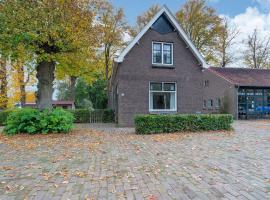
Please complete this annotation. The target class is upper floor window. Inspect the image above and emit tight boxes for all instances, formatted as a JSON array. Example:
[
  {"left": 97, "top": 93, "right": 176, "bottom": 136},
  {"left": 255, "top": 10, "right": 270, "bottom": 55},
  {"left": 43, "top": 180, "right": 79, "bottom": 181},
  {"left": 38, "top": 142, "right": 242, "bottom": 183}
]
[{"left": 152, "top": 42, "right": 173, "bottom": 66}]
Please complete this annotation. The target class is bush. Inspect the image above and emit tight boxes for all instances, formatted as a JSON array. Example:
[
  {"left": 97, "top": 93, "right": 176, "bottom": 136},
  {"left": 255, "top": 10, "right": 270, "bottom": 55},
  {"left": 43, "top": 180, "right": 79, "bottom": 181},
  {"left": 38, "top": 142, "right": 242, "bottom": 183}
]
[
  {"left": 39, "top": 109, "right": 74, "bottom": 134},
  {"left": 68, "top": 109, "right": 90, "bottom": 123},
  {"left": 102, "top": 109, "right": 114, "bottom": 123},
  {"left": 134, "top": 114, "right": 233, "bottom": 134},
  {"left": 4, "top": 108, "right": 74, "bottom": 135},
  {"left": 68, "top": 109, "right": 115, "bottom": 123},
  {"left": 0, "top": 110, "right": 12, "bottom": 126}
]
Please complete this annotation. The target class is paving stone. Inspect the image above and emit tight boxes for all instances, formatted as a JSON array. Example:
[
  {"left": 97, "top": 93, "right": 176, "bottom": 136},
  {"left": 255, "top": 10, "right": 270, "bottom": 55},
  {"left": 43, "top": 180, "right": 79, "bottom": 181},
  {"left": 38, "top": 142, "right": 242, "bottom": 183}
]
[{"left": 0, "top": 121, "right": 270, "bottom": 199}]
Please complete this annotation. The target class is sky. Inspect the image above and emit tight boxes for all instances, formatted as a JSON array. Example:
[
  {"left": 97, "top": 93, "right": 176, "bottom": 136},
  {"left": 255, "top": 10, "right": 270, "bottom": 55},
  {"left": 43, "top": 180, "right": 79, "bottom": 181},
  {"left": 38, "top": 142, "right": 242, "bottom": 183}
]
[
  {"left": 110, "top": 0, "right": 270, "bottom": 67},
  {"left": 110, "top": 0, "right": 270, "bottom": 25}
]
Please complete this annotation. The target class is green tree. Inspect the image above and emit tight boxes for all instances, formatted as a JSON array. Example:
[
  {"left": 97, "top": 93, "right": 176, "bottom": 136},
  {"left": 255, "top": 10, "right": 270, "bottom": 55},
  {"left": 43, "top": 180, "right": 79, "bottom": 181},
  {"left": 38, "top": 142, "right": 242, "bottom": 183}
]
[
  {"left": 57, "top": 76, "right": 107, "bottom": 109},
  {"left": 56, "top": 81, "right": 71, "bottom": 101},
  {"left": 0, "top": 0, "right": 98, "bottom": 109},
  {"left": 176, "top": 0, "right": 223, "bottom": 63},
  {"left": 75, "top": 77, "right": 107, "bottom": 109}
]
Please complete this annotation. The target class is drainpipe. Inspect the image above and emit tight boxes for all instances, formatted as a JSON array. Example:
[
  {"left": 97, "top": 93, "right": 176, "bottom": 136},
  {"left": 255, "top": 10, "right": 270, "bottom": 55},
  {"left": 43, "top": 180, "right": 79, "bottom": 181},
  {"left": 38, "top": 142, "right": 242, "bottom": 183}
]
[{"left": 236, "top": 85, "right": 239, "bottom": 120}]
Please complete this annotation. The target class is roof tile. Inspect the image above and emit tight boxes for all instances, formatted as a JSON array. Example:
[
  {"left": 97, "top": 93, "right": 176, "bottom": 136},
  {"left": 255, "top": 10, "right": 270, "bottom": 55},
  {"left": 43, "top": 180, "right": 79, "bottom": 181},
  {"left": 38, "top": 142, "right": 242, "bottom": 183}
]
[{"left": 208, "top": 67, "right": 270, "bottom": 87}]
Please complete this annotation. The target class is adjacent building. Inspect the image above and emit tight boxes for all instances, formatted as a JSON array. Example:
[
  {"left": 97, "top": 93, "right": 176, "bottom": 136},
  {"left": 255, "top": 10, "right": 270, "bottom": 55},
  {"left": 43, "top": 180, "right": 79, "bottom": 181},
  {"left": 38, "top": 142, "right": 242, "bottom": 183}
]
[
  {"left": 109, "top": 5, "right": 270, "bottom": 126},
  {"left": 203, "top": 67, "right": 270, "bottom": 120}
]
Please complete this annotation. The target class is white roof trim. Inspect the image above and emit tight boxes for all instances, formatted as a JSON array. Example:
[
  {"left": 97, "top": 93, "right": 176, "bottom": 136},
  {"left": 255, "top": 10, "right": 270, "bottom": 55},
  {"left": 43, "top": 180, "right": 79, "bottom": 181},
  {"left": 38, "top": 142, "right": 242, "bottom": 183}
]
[{"left": 115, "top": 5, "right": 208, "bottom": 68}]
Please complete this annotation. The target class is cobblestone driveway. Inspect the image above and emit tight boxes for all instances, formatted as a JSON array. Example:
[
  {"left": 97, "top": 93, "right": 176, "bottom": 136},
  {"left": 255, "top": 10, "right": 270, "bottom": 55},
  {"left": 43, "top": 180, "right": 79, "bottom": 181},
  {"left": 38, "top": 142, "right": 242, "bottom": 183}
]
[{"left": 0, "top": 121, "right": 270, "bottom": 200}]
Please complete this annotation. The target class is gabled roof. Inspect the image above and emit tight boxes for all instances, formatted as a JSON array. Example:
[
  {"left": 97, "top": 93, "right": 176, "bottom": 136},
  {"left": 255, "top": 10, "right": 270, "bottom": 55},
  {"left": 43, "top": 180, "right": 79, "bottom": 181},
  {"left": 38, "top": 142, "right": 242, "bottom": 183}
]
[
  {"left": 208, "top": 67, "right": 270, "bottom": 87},
  {"left": 115, "top": 5, "right": 208, "bottom": 68}
]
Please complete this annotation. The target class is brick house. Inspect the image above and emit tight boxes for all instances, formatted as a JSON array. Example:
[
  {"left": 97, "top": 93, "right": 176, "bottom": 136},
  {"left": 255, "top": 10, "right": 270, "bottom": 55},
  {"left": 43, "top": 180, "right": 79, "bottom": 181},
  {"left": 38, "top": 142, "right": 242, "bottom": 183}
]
[{"left": 109, "top": 5, "right": 270, "bottom": 126}]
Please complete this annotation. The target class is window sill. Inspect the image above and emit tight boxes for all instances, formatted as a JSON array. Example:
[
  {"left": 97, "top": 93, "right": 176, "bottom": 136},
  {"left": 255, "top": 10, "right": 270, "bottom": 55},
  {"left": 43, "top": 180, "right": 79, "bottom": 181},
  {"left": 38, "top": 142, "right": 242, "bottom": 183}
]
[
  {"left": 149, "top": 110, "right": 177, "bottom": 114},
  {"left": 152, "top": 64, "right": 174, "bottom": 69}
]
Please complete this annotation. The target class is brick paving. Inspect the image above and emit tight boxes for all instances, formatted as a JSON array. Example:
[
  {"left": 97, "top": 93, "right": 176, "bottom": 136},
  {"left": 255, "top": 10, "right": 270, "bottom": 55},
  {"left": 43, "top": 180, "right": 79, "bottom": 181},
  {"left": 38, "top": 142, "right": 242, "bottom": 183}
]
[{"left": 0, "top": 121, "right": 270, "bottom": 200}]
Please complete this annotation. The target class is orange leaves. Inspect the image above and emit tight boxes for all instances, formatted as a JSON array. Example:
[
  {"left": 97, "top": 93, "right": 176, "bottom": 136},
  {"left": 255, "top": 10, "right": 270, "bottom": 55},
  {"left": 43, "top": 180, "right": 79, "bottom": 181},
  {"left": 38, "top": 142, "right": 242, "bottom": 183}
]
[
  {"left": 147, "top": 194, "right": 158, "bottom": 200},
  {"left": 152, "top": 133, "right": 186, "bottom": 142},
  {"left": 0, "top": 166, "right": 14, "bottom": 171},
  {"left": 25, "top": 92, "right": 36, "bottom": 103},
  {"left": 74, "top": 170, "right": 88, "bottom": 178},
  {"left": 135, "top": 4, "right": 161, "bottom": 34},
  {"left": 42, "top": 173, "right": 50, "bottom": 181},
  {"left": 88, "top": 141, "right": 103, "bottom": 152},
  {"left": 0, "top": 58, "right": 8, "bottom": 109}
]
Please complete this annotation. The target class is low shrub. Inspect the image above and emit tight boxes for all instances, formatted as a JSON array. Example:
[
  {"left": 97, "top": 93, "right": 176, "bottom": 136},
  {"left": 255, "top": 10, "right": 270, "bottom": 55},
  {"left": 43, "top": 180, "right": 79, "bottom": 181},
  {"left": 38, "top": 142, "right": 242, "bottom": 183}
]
[
  {"left": 4, "top": 108, "right": 74, "bottom": 135},
  {"left": 40, "top": 109, "right": 74, "bottom": 134},
  {"left": 68, "top": 109, "right": 90, "bottom": 123},
  {"left": 68, "top": 109, "right": 115, "bottom": 123},
  {"left": 102, "top": 109, "right": 114, "bottom": 123},
  {"left": 134, "top": 114, "right": 233, "bottom": 134},
  {"left": 0, "top": 110, "right": 12, "bottom": 126}
]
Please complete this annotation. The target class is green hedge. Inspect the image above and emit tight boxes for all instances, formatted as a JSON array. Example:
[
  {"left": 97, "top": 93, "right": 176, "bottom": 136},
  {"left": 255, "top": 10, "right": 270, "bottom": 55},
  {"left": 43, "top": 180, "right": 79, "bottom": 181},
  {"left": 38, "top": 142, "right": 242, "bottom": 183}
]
[
  {"left": 4, "top": 108, "right": 74, "bottom": 135},
  {"left": 102, "top": 109, "right": 114, "bottom": 123},
  {"left": 68, "top": 109, "right": 114, "bottom": 123},
  {"left": 134, "top": 114, "right": 233, "bottom": 134},
  {"left": 68, "top": 109, "right": 90, "bottom": 123},
  {"left": 0, "top": 110, "right": 12, "bottom": 126}
]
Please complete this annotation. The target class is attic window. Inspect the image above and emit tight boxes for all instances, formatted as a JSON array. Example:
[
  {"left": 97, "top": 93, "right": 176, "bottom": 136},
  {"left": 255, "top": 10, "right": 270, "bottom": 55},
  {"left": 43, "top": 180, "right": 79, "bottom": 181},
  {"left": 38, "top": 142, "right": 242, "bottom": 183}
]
[{"left": 152, "top": 42, "right": 173, "bottom": 66}]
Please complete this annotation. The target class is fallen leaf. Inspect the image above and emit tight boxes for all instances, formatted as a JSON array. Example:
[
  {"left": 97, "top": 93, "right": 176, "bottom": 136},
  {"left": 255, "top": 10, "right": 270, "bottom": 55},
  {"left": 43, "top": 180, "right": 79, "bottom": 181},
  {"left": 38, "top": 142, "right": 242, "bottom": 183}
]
[
  {"left": 1, "top": 166, "right": 14, "bottom": 171},
  {"left": 74, "top": 170, "right": 87, "bottom": 178},
  {"left": 147, "top": 194, "right": 158, "bottom": 200},
  {"left": 42, "top": 173, "right": 50, "bottom": 181},
  {"left": 5, "top": 185, "right": 12, "bottom": 192}
]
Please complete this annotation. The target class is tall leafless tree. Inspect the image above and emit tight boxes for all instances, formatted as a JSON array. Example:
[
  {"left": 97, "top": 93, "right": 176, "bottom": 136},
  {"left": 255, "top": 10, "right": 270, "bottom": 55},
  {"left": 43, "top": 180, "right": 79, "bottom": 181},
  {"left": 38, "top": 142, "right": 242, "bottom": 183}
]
[
  {"left": 244, "top": 29, "right": 270, "bottom": 69},
  {"left": 216, "top": 18, "right": 239, "bottom": 67}
]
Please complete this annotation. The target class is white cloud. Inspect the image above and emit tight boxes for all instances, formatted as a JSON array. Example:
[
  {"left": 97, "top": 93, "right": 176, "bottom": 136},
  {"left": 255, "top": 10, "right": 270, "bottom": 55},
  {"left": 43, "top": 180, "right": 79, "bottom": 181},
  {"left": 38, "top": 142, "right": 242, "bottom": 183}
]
[
  {"left": 254, "top": 0, "right": 270, "bottom": 8},
  {"left": 224, "top": 7, "right": 270, "bottom": 67},
  {"left": 232, "top": 7, "right": 270, "bottom": 36},
  {"left": 208, "top": 0, "right": 220, "bottom": 3}
]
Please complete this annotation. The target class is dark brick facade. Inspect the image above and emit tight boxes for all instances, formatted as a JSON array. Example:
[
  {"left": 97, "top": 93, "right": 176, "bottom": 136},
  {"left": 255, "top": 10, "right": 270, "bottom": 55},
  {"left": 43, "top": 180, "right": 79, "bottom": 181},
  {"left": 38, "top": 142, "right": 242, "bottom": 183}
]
[
  {"left": 110, "top": 29, "right": 204, "bottom": 126},
  {"left": 202, "top": 69, "right": 238, "bottom": 119}
]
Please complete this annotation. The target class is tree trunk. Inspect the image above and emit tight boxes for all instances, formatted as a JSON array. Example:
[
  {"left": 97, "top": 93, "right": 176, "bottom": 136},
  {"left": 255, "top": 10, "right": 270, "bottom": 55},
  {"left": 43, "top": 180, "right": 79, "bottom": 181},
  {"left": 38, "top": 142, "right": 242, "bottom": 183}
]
[
  {"left": 104, "top": 45, "right": 111, "bottom": 108},
  {"left": 70, "top": 76, "right": 77, "bottom": 102},
  {"left": 17, "top": 64, "right": 26, "bottom": 105},
  {"left": 0, "top": 58, "right": 8, "bottom": 109},
  {"left": 36, "top": 61, "right": 55, "bottom": 110}
]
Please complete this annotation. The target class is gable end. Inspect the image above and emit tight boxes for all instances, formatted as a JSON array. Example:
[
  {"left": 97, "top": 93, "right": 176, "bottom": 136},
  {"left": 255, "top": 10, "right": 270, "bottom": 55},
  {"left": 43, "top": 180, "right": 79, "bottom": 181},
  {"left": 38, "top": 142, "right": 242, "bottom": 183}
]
[
  {"left": 152, "top": 14, "right": 175, "bottom": 34},
  {"left": 115, "top": 5, "right": 208, "bottom": 68}
]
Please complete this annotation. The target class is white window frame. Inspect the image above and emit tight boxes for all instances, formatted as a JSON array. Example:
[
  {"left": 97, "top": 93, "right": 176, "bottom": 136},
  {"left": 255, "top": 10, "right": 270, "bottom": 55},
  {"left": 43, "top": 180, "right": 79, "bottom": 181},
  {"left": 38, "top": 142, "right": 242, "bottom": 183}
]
[
  {"left": 149, "top": 82, "right": 177, "bottom": 112},
  {"left": 207, "top": 99, "right": 213, "bottom": 108},
  {"left": 152, "top": 42, "right": 173, "bottom": 66}
]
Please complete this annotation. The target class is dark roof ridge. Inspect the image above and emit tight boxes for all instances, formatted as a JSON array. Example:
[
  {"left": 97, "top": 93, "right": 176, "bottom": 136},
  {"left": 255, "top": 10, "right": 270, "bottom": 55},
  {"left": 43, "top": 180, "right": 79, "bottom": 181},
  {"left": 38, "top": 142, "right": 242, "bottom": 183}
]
[
  {"left": 209, "top": 67, "right": 270, "bottom": 71},
  {"left": 206, "top": 66, "right": 270, "bottom": 87}
]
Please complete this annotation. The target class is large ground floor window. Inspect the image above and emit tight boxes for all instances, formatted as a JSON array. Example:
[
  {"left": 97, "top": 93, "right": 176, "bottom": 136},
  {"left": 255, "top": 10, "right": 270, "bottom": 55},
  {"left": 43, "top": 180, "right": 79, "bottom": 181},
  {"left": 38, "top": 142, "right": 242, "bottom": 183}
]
[
  {"left": 149, "top": 82, "right": 177, "bottom": 111},
  {"left": 238, "top": 87, "right": 270, "bottom": 119}
]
